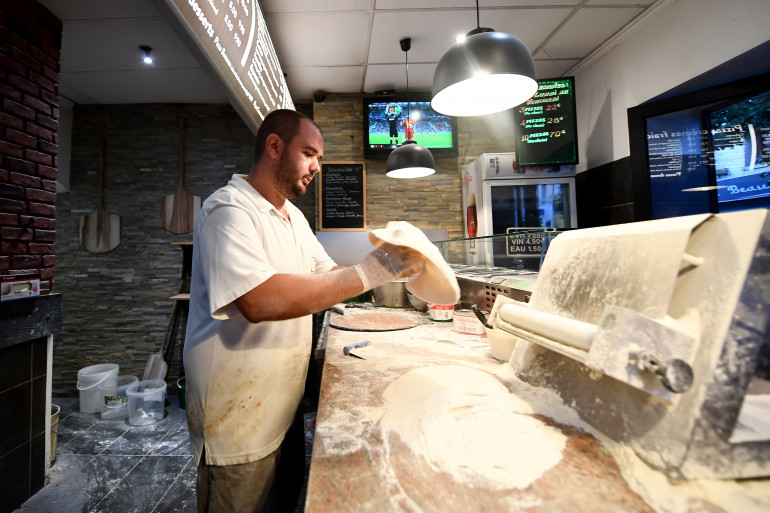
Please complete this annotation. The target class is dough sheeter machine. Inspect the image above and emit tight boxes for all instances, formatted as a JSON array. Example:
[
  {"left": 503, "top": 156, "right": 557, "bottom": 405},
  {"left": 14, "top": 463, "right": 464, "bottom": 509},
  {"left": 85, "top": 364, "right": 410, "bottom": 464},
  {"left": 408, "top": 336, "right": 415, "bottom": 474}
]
[{"left": 480, "top": 209, "right": 770, "bottom": 481}]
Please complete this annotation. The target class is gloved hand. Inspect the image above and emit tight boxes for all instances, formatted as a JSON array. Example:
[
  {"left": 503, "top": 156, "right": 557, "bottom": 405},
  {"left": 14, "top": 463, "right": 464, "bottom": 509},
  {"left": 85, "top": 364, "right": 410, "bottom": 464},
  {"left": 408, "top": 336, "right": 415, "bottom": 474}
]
[{"left": 354, "top": 243, "right": 425, "bottom": 292}]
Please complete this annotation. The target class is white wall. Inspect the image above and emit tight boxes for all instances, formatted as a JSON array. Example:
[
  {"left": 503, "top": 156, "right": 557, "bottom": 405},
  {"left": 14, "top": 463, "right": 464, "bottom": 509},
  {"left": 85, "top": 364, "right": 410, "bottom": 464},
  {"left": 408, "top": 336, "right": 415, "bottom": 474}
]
[{"left": 573, "top": 0, "right": 770, "bottom": 173}]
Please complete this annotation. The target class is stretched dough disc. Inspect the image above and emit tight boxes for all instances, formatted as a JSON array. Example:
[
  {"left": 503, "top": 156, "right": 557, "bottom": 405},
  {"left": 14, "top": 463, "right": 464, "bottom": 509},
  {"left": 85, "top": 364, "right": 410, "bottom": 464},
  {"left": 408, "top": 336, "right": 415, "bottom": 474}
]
[
  {"left": 330, "top": 312, "right": 417, "bottom": 332},
  {"left": 368, "top": 221, "right": 460, "bottom": 305}
]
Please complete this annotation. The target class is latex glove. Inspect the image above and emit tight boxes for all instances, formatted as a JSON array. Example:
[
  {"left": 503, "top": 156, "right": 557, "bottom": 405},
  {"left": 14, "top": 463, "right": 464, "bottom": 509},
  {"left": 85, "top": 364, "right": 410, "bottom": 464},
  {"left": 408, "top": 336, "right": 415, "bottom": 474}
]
[{"left": 354, "top": 243, "right": 424, "bottom": 292}]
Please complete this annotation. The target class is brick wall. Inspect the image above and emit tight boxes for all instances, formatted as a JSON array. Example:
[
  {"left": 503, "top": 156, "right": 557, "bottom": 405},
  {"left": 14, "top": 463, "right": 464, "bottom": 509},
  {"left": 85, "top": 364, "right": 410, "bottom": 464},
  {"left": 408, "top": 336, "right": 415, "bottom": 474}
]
[{"left": 0, "top": 0, "right": 61, "bottom": 293}]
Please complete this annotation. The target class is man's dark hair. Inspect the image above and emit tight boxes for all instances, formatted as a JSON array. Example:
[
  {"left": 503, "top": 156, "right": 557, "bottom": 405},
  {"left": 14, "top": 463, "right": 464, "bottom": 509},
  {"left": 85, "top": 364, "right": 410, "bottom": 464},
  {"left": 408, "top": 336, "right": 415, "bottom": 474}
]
[{"left": 253, "top": 109, "right": 321, "bottom": 163}]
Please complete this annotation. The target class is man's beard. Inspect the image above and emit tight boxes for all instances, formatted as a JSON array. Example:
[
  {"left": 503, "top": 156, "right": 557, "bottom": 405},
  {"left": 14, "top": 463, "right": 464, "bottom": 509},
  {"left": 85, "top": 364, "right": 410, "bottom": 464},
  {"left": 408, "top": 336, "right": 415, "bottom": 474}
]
[{"left": 275, "top": 152, "right": 307, "bottom": 199}]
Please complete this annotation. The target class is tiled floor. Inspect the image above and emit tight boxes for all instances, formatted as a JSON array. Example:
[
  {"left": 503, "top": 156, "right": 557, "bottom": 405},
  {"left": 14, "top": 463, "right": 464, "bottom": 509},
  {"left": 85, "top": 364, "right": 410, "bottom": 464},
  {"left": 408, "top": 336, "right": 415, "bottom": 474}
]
[
  {"left": 16, "top": 394, "right": 196, "bottom": 513},
  {"left": 16, "top": 395, "right": 313, "bottom": 513}
]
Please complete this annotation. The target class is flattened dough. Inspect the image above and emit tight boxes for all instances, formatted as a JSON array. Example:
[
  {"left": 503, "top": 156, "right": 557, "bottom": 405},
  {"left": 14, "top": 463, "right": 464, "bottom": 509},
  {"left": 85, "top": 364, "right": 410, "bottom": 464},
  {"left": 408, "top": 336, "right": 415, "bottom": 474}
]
[
  {"left": 380, "top": 365, "right": 567, "bottom": 490},
  {"left": 368, "top": 221, "right": 460, "bottom": 305},
  {"left": 330, "top": 312, "right": 417, "bottom": 332}
]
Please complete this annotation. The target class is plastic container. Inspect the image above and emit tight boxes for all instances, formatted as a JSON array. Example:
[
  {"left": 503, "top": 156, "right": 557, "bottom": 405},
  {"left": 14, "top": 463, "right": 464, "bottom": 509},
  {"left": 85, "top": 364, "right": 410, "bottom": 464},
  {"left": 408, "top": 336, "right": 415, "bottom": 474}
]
[
  {"left": 453, "top": 309, "right": 485, "bottom": 335},
  {"left": 428, "top": 303, "right": 454, "bottom": 322},
  {"left": 99, "top": 375, "right": 139, "bottom": 420},
  {"left": 127, "top": 379, "right": 167, "bottom": 426},
  {"left": 77, "top": 363, "right": 119, "bottom": 414},
  {"left": 50, "top": 404, "right": 60, "bottom": 463},
  {"left": 485, "top": 327, "right": 518, "bottom": 361}
]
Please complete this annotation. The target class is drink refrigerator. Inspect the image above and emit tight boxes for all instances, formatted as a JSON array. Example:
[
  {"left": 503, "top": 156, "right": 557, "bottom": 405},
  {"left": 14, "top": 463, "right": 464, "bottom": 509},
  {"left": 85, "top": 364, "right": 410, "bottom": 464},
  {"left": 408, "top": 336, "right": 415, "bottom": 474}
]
[{"left": 460, "top": 152, "right": 578, "bottom": 269}]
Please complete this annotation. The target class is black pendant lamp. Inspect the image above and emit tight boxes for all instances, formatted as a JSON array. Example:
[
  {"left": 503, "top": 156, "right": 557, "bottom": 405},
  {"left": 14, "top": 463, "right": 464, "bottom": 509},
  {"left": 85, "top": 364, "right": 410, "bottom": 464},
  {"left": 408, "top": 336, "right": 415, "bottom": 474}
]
[
  {"left": 386, "top": 38, "right": 435, "bottom": 179},
  {"left": 431, "top": 0, "right": 538, "bottom": 117}
]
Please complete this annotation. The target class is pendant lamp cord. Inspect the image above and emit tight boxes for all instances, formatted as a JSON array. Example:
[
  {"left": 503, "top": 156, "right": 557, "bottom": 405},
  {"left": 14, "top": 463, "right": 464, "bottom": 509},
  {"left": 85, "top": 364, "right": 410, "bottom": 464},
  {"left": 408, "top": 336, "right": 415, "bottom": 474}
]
[
  {"left": 405, "top": 48, "right": 410, "bottom": 125},
  {"left": 475, "top": 0, "right": 480, "bottom": 29}
]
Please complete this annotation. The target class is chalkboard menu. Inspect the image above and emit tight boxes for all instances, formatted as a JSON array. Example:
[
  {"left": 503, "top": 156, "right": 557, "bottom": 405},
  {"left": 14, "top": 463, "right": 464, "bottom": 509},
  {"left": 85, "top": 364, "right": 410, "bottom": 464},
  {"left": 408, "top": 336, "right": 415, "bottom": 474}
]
[
  {"left": 158, "top": 0, "right": 293, "bottom": 134},
  {"left": 319, "top": 162, "right": 366, "bottom": 230},
  {"left": 514, "top": 77, "right": 578, "bottom": 167}
]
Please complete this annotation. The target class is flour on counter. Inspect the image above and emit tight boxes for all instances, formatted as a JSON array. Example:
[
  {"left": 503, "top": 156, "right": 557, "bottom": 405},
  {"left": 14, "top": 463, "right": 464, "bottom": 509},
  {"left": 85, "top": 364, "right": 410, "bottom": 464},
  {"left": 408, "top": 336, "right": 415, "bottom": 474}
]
[
  {"left": 380, "top": 364, "right": 567, "bottom": 490},
  {"left": 316, "top": 405, "right": 382, "bottom": 456},
  {"left": 608, "top": 442, "right": 770, "bottom": 513},
  {"left": 494, "top": 364, "right": 770, "bottom": 513}
]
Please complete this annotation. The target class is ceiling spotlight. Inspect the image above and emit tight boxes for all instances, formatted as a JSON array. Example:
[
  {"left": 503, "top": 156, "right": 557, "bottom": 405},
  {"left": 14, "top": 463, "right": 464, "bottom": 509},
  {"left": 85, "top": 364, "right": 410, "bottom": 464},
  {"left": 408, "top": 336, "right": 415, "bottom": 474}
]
[{"left": 140, "top": 45, "right": 153, "bottom": 64}]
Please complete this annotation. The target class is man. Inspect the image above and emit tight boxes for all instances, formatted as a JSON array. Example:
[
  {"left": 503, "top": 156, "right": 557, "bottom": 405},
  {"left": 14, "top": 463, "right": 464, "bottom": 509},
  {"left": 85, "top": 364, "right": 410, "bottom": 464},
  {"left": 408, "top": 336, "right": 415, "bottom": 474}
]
[
  {"left": 386, "top": 102, "right": 401, "bottom": 145},
  {"left": 184, "top": 109, "right": 421, "bottom": 513},
  {"left": 402, "top": 115, "right": 416, "bottom": 142}
]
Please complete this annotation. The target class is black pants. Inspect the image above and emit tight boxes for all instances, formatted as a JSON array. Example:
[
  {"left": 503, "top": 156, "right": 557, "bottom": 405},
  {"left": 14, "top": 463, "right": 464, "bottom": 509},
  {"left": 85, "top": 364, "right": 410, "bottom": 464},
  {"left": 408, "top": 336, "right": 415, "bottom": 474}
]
[{"left": 275, "top": 408, "right": 306, "bottom": 513}]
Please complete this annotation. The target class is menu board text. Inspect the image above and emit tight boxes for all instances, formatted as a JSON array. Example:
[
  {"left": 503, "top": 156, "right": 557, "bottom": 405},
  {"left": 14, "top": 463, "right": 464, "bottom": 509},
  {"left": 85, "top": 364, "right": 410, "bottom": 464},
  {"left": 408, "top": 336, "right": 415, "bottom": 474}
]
[
  {"left": 319, "top": 162, "right": 366, "bottom": 230},
  {"left": 514, "top": 77, "right": 578, "bottom": 167},
  {"left": 161, "top": 0, "right": 293, "bottom": 134}
]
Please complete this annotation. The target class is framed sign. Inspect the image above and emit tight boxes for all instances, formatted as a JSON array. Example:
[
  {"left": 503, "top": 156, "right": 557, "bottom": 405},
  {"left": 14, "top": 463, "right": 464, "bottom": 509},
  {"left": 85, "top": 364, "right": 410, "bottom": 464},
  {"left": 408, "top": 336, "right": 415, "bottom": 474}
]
[{"left": 319, "top": 162, "right": 366, "bottom": 230}]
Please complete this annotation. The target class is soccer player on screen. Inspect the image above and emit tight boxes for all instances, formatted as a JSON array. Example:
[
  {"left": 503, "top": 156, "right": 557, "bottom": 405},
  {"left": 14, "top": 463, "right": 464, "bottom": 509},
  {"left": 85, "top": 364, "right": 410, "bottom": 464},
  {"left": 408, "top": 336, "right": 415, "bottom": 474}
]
[
  {"left": 386, "top": 103, "right": 402, "bottom": 144},
  {"left": 402, "top": 116, "right": 416, "bottom": 142}
]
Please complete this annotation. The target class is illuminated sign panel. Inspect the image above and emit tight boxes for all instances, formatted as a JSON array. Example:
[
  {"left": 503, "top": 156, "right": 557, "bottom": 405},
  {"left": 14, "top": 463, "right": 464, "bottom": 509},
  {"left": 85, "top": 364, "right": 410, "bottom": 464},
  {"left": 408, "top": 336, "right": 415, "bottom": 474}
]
[
  {"left": 159, "top": 0, "right": 293, "bottom": 133},
  {"left": 514, "top": 77, "right": 578, "bottom": 167}
]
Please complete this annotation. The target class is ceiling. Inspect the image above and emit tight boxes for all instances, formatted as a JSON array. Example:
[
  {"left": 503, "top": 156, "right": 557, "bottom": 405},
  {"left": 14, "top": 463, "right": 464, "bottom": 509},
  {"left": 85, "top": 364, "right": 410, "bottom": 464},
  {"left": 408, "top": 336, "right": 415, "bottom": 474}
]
[{"left": 38, "top": 0, "right": 662, "bottom": 105}]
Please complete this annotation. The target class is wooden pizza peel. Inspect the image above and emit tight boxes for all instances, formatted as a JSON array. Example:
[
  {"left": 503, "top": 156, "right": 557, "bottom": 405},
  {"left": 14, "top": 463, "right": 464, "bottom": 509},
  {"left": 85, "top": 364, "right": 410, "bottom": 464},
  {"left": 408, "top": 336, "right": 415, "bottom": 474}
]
[
  {"left": 161, "top": 118, "right": 200, "bottom": 233},
  {"left": 80, "top": 136, "right": 120, "bottom": 253}
]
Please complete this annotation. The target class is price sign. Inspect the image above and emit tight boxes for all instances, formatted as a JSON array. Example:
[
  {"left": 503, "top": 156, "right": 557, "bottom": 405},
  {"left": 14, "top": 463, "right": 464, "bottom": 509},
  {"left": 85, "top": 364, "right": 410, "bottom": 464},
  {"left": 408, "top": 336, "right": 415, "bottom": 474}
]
[
  {"left": 505, "top": 230, "right": 544, "bottom": 257},
  {"left": 515, "top": 77, "right": 578, "bottom": 166},
  {"left": 159, "top": 0, "right": 294, "bottom": 134}
]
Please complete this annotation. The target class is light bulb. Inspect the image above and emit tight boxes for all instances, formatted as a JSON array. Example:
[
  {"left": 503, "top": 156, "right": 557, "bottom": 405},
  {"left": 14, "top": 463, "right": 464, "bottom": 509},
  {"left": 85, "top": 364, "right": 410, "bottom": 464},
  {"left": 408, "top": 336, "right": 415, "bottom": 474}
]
[{"left": 139, "top": 45, "right": 153, "bottom": 65}]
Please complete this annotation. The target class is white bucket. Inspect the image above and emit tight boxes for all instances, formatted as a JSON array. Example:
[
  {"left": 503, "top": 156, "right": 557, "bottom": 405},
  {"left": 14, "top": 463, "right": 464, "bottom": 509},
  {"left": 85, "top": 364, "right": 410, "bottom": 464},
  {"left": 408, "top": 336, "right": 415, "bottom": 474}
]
[
  {"left": 77, "top": 363, "right": 119, "bottom": 413},
  {"left": 99, "top": 375, "right": 139, "bottom": 420},
  {"left": 127, "top": 379, "right": 167, "bottom": 426}
]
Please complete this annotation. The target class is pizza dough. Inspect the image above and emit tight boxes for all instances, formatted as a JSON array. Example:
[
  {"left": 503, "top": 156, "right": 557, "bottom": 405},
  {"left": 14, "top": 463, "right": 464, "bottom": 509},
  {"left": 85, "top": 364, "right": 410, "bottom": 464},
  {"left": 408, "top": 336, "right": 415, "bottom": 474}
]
[
  {"left": 330, "top": 312, "right": 417, "bottom": 331},
  {"left": 380, "top": 365, "right": 567, "bottom": 490},
  {"left": 368, "top": 221, "right": 460, "bottom": 305}
]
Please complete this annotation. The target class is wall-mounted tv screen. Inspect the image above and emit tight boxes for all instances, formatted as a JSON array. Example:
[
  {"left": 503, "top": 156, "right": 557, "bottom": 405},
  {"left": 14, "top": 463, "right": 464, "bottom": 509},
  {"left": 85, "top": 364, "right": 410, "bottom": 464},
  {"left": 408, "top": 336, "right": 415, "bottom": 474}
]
[
  {"left": 513, "top": 77, "right": 579, "bottom": 167},
  {"left": 363, "top": 94, "right": 458, "bottom": 160},
  {"left": 705, "top": 89, "right": 770, "bottom": 210},
  {"left": 627, "top": 71, "right": 770, "bottom": 220}
]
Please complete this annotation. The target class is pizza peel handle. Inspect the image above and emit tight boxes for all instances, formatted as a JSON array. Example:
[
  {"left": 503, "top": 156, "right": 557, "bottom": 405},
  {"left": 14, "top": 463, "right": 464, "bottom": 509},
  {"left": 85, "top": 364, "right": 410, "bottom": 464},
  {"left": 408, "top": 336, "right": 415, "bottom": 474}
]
[
  {"left": 161, "top": 118, "right": 201, "bottom": 234},
  {"left": 80, "top": 136, "right": 120, "bottom": 253}
]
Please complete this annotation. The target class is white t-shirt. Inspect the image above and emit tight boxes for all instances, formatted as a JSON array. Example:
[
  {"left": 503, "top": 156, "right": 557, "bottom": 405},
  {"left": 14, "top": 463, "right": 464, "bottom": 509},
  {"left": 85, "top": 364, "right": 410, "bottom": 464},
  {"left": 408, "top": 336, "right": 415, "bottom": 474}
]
[{"left": 184, "top": 174, "right": 336, "bottom": 466}]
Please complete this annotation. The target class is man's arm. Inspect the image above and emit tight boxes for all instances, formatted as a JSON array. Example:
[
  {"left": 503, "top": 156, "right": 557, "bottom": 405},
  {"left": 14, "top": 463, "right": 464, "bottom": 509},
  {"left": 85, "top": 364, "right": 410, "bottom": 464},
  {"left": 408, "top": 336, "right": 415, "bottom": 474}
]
[
  {"left": 234, "top": 244, "right": 423, "bottom": 323},
  {"left": 233, "top": 267, "right": 364, "bottom": 323}
]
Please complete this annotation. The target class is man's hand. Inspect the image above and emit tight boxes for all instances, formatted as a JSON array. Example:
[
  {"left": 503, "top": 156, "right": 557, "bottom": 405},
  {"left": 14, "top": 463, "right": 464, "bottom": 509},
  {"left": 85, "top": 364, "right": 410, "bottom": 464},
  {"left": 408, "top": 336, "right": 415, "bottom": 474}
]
[{"left": 354, "top": 243, "right": 424, "bottom": 292}]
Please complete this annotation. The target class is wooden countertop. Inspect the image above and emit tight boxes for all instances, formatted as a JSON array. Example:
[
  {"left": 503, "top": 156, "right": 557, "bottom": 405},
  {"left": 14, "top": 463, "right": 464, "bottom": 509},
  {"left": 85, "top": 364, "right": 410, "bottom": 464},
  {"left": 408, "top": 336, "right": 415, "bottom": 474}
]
[{"left": 305, "top": 307, "right": 659, "bottom": 513}]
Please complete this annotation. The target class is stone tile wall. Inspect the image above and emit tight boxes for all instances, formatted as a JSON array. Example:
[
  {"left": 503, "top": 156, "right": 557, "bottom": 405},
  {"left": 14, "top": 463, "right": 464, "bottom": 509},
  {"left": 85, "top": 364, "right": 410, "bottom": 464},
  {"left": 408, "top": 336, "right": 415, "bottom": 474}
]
[
  {"left": 53, "top": 103, "right": 319, "bottom": 395},
  {"left": 312, "top": 94, "right": 519, "bottom": 243}
]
